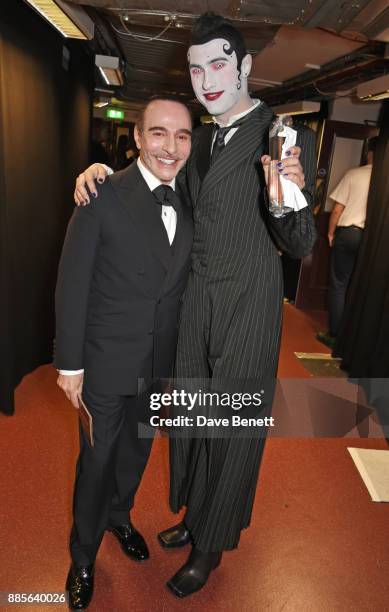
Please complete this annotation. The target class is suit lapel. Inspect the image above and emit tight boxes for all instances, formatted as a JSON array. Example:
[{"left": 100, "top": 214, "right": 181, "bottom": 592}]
[
  {"left": 110, "top": 164, "right": 172, "bottom": 272},
  {"left": 197, "top": 102, "right": 274, "bottom": 200},
  {"left": 195, "top": 124, "right": 213, "bottom": 183},
  {"left": 171, "top": 182, "right": 193, "bottom": 268}
]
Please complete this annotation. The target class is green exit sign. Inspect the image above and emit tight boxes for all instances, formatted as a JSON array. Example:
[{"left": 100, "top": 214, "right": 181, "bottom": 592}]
[{"left": 106, "top": 108, "right": 124, "bottom": 120}]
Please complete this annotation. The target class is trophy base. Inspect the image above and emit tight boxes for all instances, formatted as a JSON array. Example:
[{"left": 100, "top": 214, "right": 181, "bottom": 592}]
[{"left": 269, "top": 203, "right": 294, "bottom": 218}]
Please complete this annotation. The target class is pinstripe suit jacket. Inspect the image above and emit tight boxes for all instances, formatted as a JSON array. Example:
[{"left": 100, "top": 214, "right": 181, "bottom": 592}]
[{"left": 179, "top": 101, "right": 316, "bottom": 278}]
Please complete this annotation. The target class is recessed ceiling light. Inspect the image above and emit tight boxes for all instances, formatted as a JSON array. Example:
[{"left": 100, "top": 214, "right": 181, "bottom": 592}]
[{"left": 23, "top": 0, "right": 94, "bottom": 39}]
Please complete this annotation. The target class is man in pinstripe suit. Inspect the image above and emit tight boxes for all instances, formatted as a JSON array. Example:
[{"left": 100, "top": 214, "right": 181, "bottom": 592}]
[{"left": 74, "top": 12, "right": 316, "bottom": 599}]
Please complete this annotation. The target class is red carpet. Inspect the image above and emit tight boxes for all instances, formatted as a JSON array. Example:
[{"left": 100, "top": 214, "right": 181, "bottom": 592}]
[{"left": 1, "top": 305, "right": 388, "bottom": 611}]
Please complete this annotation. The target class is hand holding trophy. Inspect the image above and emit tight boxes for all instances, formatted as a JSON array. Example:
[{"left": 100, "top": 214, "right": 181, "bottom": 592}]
[{"left": 268, "top": 116, "right": 293, "bottom": 216}]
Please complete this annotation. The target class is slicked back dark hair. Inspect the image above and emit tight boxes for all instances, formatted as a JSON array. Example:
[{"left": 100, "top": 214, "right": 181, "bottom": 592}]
[
  {"left": 190, "top": 12, "right": 247, "bottom": 79},
  {"left": 135, "top": 95, "right": 192, "bottom": 132}
]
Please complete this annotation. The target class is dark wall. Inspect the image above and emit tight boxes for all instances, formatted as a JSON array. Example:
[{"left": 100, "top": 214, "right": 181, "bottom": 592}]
[{"left": 0, "top": 1, "right": 93, "bottom": 414}]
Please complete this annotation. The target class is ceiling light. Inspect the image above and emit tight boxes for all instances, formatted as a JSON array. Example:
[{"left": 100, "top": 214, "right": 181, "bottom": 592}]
[
  {"left": 23, "top": 0, "right": 94, "bottom": 39},
  {"left": 95, "top": 87, "right": 115, "bottom": 95},
  {"left": 357, "top": 74, "right": 389, "bottom": 101},
  {"left": 272, "top": 101, "right": 321, "bottom": 115},
  {"left": 93, "top": 100, "right": 109, "bottom": 108},
  {"left": 95, "top": 55, "right": 124, "bottom": 87}
]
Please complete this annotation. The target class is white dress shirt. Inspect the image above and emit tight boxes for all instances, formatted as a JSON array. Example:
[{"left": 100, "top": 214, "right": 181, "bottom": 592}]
[
  {"left": 59, "top": 158, "right": 177, "bottom": 376},
  {"left": 136, "top": 158, "right": 177, "bottom": 245},
  {"left": 330, "top": 164, "right": 372, "bottom": 229}
]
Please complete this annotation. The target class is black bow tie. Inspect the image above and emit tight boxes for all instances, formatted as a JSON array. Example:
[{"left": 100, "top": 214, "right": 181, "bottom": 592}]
[{"left": 152, "top": 184, "right": 178, "bottom": 210}]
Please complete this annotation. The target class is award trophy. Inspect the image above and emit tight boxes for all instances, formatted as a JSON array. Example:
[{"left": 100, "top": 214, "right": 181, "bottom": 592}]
[{"left": 268, "top": 116, "right": 289, "bottom": 215}]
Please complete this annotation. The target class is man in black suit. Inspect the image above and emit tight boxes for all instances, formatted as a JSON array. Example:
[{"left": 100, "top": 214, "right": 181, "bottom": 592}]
[
  {"left": 55, "top": 97, "right": 193, "bottom": 610},
  {"left": 72, "top": 13, "right": 316, "bottom": 600}
]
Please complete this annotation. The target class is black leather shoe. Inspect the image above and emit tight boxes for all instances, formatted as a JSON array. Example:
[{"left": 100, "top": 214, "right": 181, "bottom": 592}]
[
  {"left": 108, "top": 523, "right": 149, "bottom": 561},
  {"left": 158, "top": 521, "right": 191, "bottom": 549},
  {"left": 166, "top": 547, "right": 222, "bottom": 598},
  {"left": 66, "top": 563, "right": 94, "bottom": 610}
]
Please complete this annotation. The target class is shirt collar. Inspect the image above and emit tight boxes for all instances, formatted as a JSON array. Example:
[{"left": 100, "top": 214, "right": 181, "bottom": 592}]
[
  {"left": 212, "top": 99, "right": 262, "bottom": 128},
  {"left": 137, "top": 157, "right": 176, "bottom": 192}
]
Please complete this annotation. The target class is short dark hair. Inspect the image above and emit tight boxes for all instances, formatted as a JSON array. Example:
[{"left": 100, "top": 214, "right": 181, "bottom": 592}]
[
  {"left": 190, "top": 12, "right": 247, "bottom": 77},
  {"left": 135, "top": 95, "right": 192, "bottom": 132}
]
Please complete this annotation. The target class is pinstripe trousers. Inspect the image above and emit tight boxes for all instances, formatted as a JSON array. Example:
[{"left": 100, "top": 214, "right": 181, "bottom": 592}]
[{"left": 170, "top": 254, "right": 283, "bottom": 552}]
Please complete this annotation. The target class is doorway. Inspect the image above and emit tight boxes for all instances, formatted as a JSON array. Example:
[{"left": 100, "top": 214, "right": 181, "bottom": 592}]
[{"left": 296, "top": 119, "right": 378, "bottom": 310}]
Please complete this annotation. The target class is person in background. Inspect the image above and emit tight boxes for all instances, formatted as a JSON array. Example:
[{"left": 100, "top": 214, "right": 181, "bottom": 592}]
[
  {"left": 115, "top": 134, "right": 130, "bottom": 170},
  {"left": 90, "top": 119, "right": 110, "bottom": 165},
  {"left": 317, "top": 137, "right": 377, "bottom": 349},
  {"left": 125, "top": 147, "right": 137, "bottom": 165},
  {"left": 115, "top": 134, "right": 137, "bottom": 170}
]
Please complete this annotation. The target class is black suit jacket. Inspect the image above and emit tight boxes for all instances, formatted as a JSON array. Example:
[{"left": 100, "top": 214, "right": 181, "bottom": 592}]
[{"left": 54, "top": 163, "right": 193, "bottom": 394}]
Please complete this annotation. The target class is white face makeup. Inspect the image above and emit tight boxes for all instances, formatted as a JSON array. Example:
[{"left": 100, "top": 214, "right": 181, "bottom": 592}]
[{"left": 188, "top": 38, "right": 246, "bottom": 119}]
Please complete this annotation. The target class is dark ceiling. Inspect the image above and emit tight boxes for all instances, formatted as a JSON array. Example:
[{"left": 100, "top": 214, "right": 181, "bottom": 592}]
[{"left": 67, "top": 0, "right": 389, "bottom": 113}]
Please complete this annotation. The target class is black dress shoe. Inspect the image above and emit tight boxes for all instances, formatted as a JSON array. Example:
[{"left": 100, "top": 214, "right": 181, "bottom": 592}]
[
  {"left": 108, "top": 523, "right": 149, "bottom": 561},
  {"left": 158, "top": 521, "right": 191, "bottom": 549},
  {"left": 166, "top": 547, "right": 222, "bottom": 598},
  {"left": 66, "top": 563, "right": 94, "bottom": 610}
]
